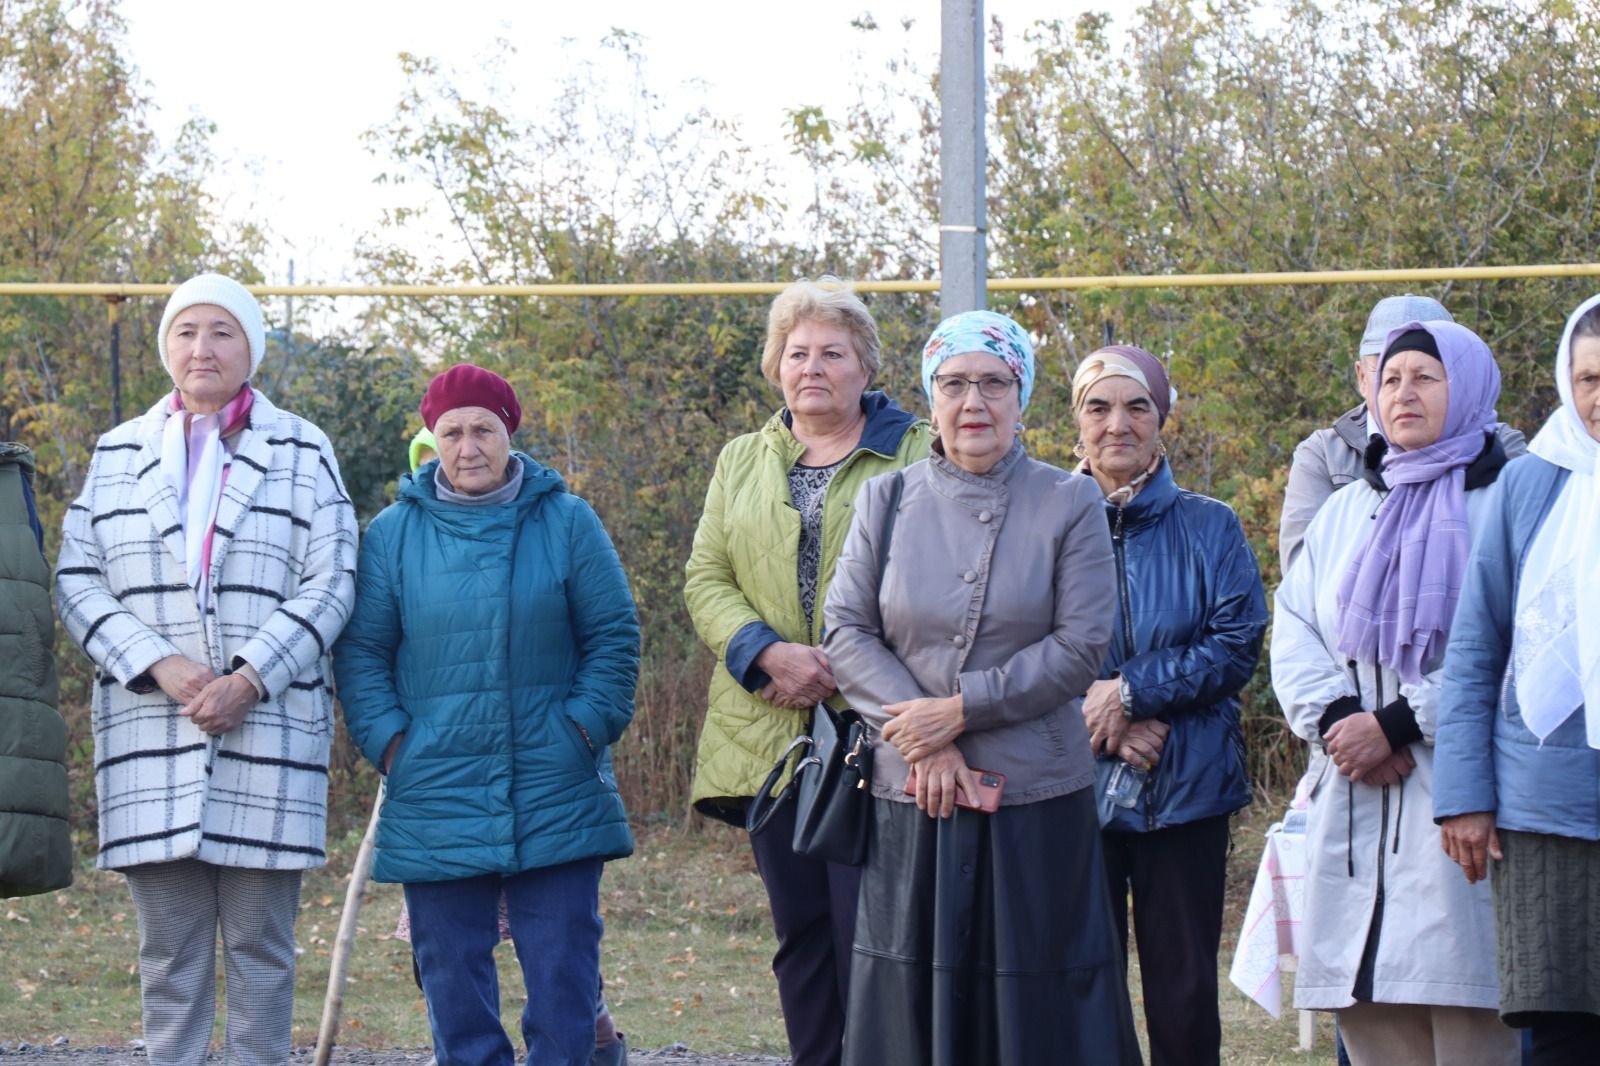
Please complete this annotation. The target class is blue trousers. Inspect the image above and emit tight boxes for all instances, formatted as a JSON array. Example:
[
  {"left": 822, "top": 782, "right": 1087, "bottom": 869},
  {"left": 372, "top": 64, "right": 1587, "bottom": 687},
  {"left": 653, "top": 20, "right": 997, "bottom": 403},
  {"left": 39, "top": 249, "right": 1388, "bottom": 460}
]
[{"left": 406, "top": 860, "right": 604, "bottom": 1066}]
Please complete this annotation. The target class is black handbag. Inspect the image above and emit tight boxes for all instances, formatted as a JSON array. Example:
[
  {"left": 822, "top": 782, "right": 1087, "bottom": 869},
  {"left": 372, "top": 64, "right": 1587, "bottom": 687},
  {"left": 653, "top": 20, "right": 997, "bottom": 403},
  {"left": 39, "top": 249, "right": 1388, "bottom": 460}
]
[{"left": 745, "top": 471, "right": 904, "bottom": 866}]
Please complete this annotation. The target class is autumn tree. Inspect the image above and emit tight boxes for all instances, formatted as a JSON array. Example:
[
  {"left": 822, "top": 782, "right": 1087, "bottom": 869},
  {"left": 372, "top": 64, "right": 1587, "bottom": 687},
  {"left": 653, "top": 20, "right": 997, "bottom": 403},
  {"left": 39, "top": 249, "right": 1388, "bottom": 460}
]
[{"left": 0, "top": 0, "right": 264, "bottom": 524}]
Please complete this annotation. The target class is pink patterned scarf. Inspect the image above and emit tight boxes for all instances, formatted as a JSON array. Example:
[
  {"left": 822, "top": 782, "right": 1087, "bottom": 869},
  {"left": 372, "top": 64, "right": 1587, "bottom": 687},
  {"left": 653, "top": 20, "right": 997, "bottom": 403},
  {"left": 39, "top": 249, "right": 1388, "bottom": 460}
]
[{"left": 160, "top": 386, "right": 254, "bottom": 612}]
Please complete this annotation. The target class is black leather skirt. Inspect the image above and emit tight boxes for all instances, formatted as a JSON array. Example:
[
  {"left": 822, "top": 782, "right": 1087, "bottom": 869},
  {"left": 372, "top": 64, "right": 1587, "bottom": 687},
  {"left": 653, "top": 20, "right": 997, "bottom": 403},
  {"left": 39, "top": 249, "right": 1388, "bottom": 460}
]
[{"left": 843, "top": 787, "right": 1143, "bottom": 1066}]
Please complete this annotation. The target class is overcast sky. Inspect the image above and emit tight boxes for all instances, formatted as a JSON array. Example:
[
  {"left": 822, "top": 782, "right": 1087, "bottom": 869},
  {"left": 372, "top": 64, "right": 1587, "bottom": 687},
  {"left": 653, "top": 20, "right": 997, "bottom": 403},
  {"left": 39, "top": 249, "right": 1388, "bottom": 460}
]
[{"left": 120, "top": 0, "right": 1091, "bottom": 292}]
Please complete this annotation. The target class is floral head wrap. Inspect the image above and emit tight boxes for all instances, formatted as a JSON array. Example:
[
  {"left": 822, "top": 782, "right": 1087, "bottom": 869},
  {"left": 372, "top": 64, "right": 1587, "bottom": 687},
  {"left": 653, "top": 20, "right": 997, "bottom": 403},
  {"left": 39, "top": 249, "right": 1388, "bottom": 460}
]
[{"left": 921, "top": 310, "right": 1036, "bottom": 410}]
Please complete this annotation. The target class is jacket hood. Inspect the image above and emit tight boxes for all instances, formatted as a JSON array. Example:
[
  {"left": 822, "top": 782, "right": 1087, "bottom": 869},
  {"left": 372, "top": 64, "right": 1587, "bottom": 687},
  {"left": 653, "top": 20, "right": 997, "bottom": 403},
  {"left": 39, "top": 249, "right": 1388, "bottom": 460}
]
[
  {"left": 1334, "top": 403, "right": 1371, "bottom": 453},
  {"left": 0, "top": 441, "right": 36, "bottom": 476},
  {"left": 775, "top": 390, "right": 922, "bottom": 458},
  {"left": 400, "top": 452, "right": 565, "bottom": 533}
]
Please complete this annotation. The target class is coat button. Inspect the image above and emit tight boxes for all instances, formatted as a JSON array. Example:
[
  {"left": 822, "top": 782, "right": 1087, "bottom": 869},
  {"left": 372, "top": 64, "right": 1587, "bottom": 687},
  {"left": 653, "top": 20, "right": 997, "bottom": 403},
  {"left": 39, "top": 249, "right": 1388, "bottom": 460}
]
[
  {"left": 977, "top": 510, "right": 993, "bottom": 523},
  {"left": 952, "top": 634, "right": 967, "bottom": 648},
  {"left": 962, "top": 570, "right": 976, "bottom": 583}
]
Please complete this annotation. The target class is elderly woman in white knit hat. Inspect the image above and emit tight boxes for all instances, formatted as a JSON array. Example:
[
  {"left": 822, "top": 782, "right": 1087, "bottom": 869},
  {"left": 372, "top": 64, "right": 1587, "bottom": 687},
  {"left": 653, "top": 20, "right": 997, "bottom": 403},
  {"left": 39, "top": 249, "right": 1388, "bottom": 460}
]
[{"left": 56, "top": 273, "right": 358, "bottom": 1066}]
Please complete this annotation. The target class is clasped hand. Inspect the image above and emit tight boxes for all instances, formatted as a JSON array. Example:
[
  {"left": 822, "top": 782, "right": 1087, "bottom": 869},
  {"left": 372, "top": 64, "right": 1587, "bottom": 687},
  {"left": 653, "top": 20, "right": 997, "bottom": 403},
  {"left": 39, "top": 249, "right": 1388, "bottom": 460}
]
[
  {"left": 1325, "top": 712, "right": 1414, "bottom": 786},
  {"left": 1082, "top": 678, "right": 1130, "bottom": 755},
  {"left": 1117, "top": 719, "right": 1170, "bottom": 770},
  {"left": 150, "top": 654, "right": 258, "bottom": 736},
  {"left": 756, "top": 642, "right": 836, "bottom": 709},
  {"left": 882, "top": 695, "right": 964, "bottom": 764},
  {"left": 904, "top": 744, "right": 978, "bottom": 819}
]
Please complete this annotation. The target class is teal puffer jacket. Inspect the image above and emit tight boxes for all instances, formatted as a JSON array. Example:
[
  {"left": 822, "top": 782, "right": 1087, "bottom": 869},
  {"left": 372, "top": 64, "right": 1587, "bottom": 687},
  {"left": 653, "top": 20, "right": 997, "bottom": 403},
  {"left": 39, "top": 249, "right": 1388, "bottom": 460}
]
[{"left": 335, "top": 454, "right": 639, "bottom": 884}]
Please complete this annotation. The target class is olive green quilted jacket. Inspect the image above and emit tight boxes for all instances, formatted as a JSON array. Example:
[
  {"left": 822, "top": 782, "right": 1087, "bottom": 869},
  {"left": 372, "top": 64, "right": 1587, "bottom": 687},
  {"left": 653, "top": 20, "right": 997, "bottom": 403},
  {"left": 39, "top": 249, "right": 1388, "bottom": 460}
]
[
  {"left": 685, "top": 393, "right": 930, "bottom": 821},
  {"left": 0, "top": 443, "right": 71, "bottom": 897}
]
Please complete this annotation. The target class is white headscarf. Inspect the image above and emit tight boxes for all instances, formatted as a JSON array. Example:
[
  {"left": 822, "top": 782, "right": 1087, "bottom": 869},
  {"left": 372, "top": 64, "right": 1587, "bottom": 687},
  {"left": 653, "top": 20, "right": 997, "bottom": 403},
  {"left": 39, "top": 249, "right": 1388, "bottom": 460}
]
[{"left": 1513, "top": 293, "right": 1600, "bottom": 746}]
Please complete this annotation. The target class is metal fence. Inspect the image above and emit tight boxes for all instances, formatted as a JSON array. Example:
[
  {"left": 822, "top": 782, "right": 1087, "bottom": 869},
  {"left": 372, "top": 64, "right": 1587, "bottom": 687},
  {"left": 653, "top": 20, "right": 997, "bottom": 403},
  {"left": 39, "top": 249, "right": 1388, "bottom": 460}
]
[
  {"left": 6, "top": 262, "right": 1600, "bottom": 299},
  {"left": 7, "top": 263, "right": 1600, "bottom": 423}
]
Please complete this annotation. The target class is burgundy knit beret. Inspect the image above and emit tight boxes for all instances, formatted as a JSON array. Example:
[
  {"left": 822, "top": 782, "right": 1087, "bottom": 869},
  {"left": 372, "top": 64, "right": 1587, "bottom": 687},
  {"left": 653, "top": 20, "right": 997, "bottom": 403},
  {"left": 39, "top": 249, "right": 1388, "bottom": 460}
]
[{"left": 419, "top": 363, "right": 522, "bottom": 436}]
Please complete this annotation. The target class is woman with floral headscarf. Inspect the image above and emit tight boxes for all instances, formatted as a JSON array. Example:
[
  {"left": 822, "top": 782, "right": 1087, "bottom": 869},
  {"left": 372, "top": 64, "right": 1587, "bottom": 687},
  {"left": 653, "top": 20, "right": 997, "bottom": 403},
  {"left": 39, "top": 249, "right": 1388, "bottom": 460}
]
[
  {"left": 1272, "top": 321, "right": 1521, "bottom": 1064},
  {"left": 1434, "top": 295, "right": 1600, "bottom": 1065},
  {"left": 1069, "top": 346, "right": 1268, "bottom": 1066},
  {"left": 823, "top": 310, "right": 1141, "bottom": 1065}
]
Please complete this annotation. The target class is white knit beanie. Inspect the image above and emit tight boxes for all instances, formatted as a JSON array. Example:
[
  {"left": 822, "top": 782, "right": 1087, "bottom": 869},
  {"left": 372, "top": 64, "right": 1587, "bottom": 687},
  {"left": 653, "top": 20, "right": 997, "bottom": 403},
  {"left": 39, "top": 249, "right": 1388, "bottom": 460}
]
[{"left": 157, "top": 273, "right": 267, "bottom": 376}]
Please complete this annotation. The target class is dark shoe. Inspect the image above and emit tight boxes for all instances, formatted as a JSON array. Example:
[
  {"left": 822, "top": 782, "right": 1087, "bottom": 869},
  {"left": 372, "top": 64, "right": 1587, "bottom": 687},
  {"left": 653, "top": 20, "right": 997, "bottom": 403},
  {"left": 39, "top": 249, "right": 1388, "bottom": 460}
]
[{"left": 591, "top": 1034, "right": 628, "bottom": 1066}]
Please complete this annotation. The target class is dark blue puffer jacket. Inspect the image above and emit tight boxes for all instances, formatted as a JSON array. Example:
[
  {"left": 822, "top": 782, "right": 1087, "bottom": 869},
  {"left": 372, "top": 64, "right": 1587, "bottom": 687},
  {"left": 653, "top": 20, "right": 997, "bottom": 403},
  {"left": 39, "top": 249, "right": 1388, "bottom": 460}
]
[
  {"left": 1093, "top": 461, "right": 1268, "bottom": 833},
  {"left": 335, "top": 453, "right": 640, "bottom": 883}
]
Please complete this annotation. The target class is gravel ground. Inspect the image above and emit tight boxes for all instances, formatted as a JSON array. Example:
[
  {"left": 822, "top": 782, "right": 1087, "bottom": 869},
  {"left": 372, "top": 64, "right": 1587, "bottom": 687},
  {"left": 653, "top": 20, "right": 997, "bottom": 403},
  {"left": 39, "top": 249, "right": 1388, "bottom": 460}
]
[{"left": 0, "top": 1042, "right": 786, "bottom": 1065}]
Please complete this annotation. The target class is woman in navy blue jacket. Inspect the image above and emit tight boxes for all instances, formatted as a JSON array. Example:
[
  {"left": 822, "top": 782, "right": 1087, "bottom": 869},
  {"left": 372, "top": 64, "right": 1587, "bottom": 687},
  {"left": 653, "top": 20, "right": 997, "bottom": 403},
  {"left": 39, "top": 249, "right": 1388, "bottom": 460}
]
[
  {"left": 1435, "top": 295, "right": 1600, "bottom": 1065},
  {"left": 1070, "top": 346, "right": 1268, "bottom": 1066}
]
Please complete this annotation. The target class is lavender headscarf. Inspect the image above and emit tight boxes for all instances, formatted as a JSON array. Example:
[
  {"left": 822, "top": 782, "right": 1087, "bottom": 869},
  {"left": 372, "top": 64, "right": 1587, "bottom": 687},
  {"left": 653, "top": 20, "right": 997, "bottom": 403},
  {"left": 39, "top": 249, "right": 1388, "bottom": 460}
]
[{"left": 1335, "top": 320, "right": 1502, "bottom": 681}]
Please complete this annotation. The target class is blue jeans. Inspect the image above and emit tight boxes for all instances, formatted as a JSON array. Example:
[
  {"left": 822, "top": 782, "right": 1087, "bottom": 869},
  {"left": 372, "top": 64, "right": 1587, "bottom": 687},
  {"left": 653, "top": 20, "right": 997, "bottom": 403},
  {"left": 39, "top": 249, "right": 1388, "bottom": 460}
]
[{"left": 406, "top": 860, "right": 604, "bottom": 1066}]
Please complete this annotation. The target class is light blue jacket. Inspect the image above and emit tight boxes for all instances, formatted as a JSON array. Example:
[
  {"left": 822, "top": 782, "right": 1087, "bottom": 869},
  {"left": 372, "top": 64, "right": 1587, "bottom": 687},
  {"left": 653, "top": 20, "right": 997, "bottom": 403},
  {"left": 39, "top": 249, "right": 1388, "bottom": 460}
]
[
  {"left": 335, "top": 454, "right": 639, "bottom": 883},
  {"left": 1434, "top": 455, "right": 1600, "bottom": 839}
]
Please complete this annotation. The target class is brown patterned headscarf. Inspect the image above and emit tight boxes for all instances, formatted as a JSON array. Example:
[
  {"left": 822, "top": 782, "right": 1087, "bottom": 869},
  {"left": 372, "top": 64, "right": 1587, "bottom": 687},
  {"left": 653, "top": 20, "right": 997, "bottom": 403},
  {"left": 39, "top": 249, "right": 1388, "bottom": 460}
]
[{"left": 1071, "top": 345, "right": 1175, "bottom": 427}]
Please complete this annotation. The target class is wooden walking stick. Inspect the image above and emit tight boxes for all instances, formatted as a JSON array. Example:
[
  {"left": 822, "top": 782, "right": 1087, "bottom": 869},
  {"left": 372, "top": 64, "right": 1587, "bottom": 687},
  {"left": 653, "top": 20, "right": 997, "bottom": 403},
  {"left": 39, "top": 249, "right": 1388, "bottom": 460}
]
[{"left": 313, "top": 781, "right": 385, "bottom": 1066}]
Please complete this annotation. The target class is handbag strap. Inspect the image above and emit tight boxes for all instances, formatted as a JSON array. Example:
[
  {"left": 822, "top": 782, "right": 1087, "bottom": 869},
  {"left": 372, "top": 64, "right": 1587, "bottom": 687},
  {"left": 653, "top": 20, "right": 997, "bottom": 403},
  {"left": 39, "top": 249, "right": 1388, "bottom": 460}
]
[
  {"left": 746, "top": 471, "right": 903, "bottom": 837},
  {"left": 745, "top": 734, "right": 811, "bottom": 835},
  {"left": 878, "top": 470, "right": 904, "bottom": 575}
]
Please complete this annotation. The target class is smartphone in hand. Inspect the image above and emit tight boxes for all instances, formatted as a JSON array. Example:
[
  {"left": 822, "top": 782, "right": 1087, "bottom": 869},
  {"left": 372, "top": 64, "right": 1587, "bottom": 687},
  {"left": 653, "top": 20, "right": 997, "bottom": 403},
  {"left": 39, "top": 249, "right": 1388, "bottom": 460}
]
[{"left": 904, "top": 768, "right": 1006, "bottom": 813}]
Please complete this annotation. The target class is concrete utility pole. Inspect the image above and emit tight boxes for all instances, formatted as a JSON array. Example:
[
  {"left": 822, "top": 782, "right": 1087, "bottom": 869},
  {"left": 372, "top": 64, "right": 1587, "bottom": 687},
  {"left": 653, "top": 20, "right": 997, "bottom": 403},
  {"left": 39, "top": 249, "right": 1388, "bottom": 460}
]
[{"left": 940, "top": 0, "right": 987, "bottom": 318}]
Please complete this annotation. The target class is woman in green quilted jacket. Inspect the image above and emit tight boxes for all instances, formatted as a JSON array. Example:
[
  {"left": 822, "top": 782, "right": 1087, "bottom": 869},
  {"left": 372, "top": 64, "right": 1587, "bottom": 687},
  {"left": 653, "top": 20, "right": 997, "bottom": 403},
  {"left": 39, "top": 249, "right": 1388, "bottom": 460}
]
[{"left": 685, "top": 279, "right": 930, "bottom": 1066}]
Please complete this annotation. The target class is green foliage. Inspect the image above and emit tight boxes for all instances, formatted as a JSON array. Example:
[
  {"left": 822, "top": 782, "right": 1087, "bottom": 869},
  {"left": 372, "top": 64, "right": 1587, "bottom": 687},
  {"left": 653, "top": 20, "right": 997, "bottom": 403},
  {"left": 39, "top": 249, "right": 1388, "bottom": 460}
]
[
  {"left": 256, "top": 336, "right": 427, "bottom": 524},
  {"left": 0, "top": 0, "right": 265, "bottom": 484}
]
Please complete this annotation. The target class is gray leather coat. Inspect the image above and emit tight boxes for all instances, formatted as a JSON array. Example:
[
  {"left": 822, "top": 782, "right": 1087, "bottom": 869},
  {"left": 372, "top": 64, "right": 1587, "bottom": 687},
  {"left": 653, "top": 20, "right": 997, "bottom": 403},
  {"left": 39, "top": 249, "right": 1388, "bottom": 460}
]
[{"left": 822, "top": 442, "right": 1116, "bottom": 805}]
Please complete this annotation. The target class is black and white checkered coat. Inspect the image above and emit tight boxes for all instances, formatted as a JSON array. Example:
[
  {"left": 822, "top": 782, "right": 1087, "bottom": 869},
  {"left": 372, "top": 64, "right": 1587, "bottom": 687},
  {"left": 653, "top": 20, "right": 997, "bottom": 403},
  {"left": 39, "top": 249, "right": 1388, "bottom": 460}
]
[{"left": 56, "top": 390, "right": 357, "bottom": 871}]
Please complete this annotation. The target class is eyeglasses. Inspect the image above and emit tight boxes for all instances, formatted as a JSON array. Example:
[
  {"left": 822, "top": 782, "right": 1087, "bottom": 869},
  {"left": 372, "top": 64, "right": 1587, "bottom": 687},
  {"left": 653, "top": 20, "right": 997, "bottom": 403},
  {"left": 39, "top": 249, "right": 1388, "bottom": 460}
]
[{"left": 932, "top": 373, "right": 1019, "bottom": 400}]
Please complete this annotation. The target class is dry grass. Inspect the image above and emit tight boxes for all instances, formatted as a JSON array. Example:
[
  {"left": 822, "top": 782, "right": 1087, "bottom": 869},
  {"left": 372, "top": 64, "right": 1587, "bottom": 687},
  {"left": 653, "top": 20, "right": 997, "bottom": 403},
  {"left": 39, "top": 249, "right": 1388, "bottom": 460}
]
[{"left": 3, "top": 803, "right": 1341, "bottom": 1063}]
